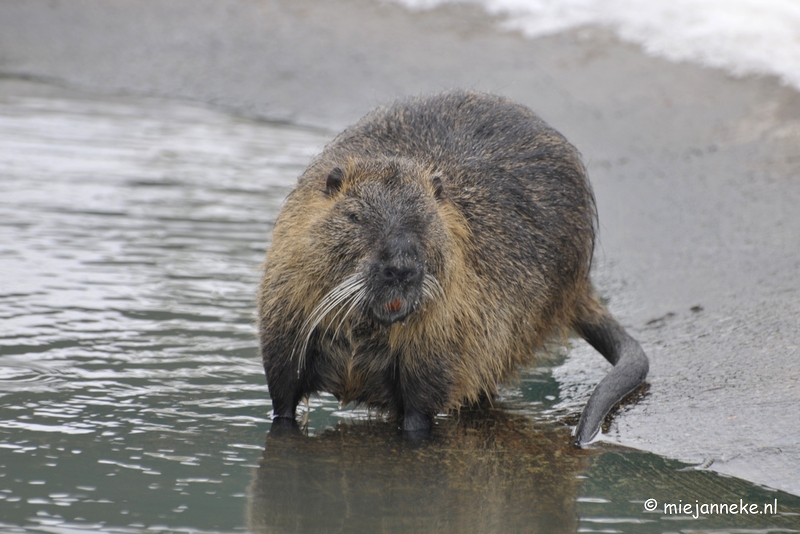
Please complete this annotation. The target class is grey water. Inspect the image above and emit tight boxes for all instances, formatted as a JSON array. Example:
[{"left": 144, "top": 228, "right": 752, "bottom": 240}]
[{"left": 1, "top": 90, "right": 798, "bottom": 533}]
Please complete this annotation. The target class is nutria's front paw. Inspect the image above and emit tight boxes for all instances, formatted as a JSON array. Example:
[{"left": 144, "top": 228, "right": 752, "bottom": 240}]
[
  {"left": 401, "top": 408, "right": 433, "bottom": 434},
  {"left": 269, "top": 416, "right": 300, "bottom": 437}
]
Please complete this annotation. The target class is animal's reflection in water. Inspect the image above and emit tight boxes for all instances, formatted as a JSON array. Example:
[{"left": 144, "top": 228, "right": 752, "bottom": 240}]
[{"left": 247, "top": 410, "right": 594, "bottom": 533}]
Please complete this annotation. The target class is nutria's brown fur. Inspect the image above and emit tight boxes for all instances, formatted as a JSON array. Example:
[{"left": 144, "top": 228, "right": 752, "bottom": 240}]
[{"left": 257, "top": 90, "right": 648, "bottom": 444}]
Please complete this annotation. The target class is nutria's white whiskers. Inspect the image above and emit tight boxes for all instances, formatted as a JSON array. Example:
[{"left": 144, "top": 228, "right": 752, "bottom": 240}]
[
  {"left": 293, "top": 274, "right": 366, "bottom": 373},
  {"left": 332, "top": 286, "right": 367, "bottom": 342},
  {"left": 422, "top": 273, "right": 444, "bottom": 302}
]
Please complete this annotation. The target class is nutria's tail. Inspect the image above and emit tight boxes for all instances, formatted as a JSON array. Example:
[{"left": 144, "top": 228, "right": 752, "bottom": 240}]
[{"left": 572, "top": 296, "right": 649, "bottom": 446}]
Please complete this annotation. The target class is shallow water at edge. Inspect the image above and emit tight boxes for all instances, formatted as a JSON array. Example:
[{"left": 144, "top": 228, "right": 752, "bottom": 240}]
[{"left": 1, "top": 89, "right": 798, "bottom": 533}]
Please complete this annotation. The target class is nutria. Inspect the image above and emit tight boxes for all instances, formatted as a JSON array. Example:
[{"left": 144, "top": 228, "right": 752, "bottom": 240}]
[{"left": 257, "top": 90, "right": 649, "bottom": 445}]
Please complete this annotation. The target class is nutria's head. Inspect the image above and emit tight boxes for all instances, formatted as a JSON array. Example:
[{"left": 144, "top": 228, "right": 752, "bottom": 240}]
[{"left": 304, "top": 158, "right": 449, "bottom": 330}]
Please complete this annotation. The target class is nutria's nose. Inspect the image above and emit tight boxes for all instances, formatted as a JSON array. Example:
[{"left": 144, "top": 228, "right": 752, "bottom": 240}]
[
  {"left": 381, "top": 264, "right": 416, "bottom": 283},
  {"left": 378, "top": 232, "right": 422, "bottom": 286}
]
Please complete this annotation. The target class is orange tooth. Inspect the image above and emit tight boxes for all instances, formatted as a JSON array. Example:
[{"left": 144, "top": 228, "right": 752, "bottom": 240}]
[{"left": 386, "top": 299, "right": 403, "bottom": 312}]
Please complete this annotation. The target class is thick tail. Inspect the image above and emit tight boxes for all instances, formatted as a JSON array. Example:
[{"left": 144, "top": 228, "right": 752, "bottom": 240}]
[{"left": 572, "top": 295, "right": 649, "bottom": 446}]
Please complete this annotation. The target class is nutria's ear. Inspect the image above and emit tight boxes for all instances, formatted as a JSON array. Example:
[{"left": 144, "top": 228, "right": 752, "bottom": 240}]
[
  {"left": 325, "top": 167, "right": 345, "bottom": 195},
  {"left": 431, "top": 173, "right": 445, "bottom": 201}
]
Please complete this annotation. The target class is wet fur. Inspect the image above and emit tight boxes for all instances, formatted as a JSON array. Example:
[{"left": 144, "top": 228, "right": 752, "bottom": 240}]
[{"left": 257, "top": 90, "right": 648, "bottom": 444}]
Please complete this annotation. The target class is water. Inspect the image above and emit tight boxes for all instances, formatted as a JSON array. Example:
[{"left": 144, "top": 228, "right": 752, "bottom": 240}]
[
  {"left": 386, "top": 0, "right": 800, "bottom": 91},
  {"left": 1, "top": 90, "right": 799, "bottom": 533},
  {"left": 0, "top": 92, "right": 328, "bottom": 532}
]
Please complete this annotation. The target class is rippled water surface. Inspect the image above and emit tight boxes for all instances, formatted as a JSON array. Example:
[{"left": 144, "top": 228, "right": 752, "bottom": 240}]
[
  {"left": 1, "top": 91, "right": 799, "bottom": 533},
  {"left": 0, "top": 93, "right": 330, "bottom": 532}
]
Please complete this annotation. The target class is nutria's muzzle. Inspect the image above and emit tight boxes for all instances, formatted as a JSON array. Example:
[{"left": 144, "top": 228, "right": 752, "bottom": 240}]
[{"left": 368, "top": 232, "right": 425, "bottom": 326}]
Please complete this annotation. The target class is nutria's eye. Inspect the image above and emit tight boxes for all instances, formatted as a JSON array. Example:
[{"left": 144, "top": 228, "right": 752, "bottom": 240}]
[
  {"left": 431, "top": 174, "right": 445, "bottom": 201},
  {"left": 325, "top": 167, "right": 345, "bottom": 195},
  {"left": 348, "top": 212, "right": 361, "bottom": 223}
]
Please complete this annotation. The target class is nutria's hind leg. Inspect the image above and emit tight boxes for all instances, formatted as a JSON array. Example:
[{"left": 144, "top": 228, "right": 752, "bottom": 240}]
[{"left": 572, "top": 296, "right": 649, "bottom": 446}]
